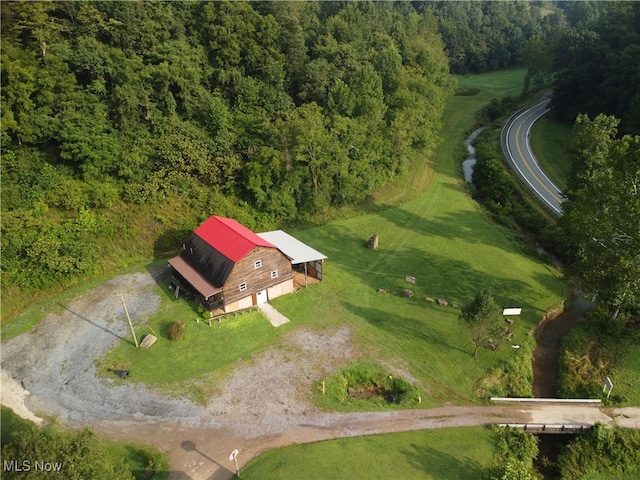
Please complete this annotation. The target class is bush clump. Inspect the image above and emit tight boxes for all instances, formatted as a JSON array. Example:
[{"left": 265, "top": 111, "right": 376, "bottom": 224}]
[
  {"left": 474, "top": 336, "right": 534, "bottom": 399},
  {"left": 484, "top": 425, "right": 539, "bottom": 480},
  {"left": 166, "top": 321, "right": 186, "bottom": 341},
  {"left": 558, "top": 423, "right": 640, "bottom": 479},
  {"left": 319, "top": 359, "right": 421, "bottom": 410},
  {"left": 557, "top": 308, "right": 639, "bottom": 404}
]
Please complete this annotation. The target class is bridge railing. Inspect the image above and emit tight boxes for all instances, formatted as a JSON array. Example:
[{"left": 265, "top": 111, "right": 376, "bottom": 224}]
[
  {"left": 498, "top": 423, "right": 592, "bottom": 434},
  {"left": 491, "top": 397, "right": 601, "bottom": 405}
]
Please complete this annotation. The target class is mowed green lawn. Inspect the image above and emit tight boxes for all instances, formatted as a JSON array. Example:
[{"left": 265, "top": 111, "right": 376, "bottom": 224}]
[
  {"left": 99, "top": 297, "right": 285, "bottom": 404},
  {"left": 529, "top": 115, "right": 573, "bottom": 191},
  {"left": 274, "top": 68, "right": 564, "bottom": 404},
  {"left": 241, "top": 427, "right": 495, "bottom": 480},
  {"left": 230, "top": 68, "right": 561, "bottom": 480},
  {"left": 100, "top": 68, "right": 564, "bottom": 407}
]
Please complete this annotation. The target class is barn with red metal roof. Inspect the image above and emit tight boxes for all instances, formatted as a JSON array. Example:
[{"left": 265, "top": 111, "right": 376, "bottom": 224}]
[{"left": 168, "top": 216, "right": 324, "bottom": 314}]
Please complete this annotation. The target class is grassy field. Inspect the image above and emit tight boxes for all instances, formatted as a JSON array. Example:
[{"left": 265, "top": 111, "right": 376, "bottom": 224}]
[
  {"left": 529, "top": 115, "right": 573, "bottom": 191},
  {"left": 241, "top": 426, "right": 496, "bottom": 480},
  {"left": 222, "top": 70, "right": 566, "bottom": 477},
  {"left": 96, "top": 68, "right": 564, "bottom": 409},
  {"left": 98, "top": 285, "right": 287, "bottom": 404},
  {"left": 272, "top": 68, "right": 564, "bottom": 403}
]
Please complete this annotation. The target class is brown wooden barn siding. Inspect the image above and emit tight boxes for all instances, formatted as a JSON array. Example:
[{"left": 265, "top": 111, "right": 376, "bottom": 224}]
[{"left": 223, "top": 247, "right": 293, "bottom": 305}]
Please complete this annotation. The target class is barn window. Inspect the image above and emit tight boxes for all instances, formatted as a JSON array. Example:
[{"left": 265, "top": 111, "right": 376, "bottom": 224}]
[
  {"left": 254, "top": 260, "right": 262, "bottom": 269},
  {"left": 271, "top": 270, "right": 278, "bottom": 279},
  {"left": 239, "top": 282, "right": 247, "bottom": 292}
]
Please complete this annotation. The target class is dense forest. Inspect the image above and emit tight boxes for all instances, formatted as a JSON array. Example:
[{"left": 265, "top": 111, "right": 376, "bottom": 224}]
[
  {"left": 0, "top": 0, "right": 553, "bottom": 305},
  {"left": 1, "top": 0, "right": 638, "bottom": 319},
  {"left": 421, "top": 0, "right": 552, "bottom": 74},
  {"left": 545, "top": 2, "right": 640, "bottom": 321},
  {"left": 1, "top": 0, "right": 452, "bottom": 294},
  {"left": 527, "top": 1, "right": 640, "bottom": 134}
]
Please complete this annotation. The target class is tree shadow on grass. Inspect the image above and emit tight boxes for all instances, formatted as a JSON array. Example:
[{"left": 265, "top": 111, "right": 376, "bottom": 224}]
[
  {"left": 342, "top": 301, "right": 469, "bottom": 356},
  {"left": 377, "top": 206, "right": 518, "bottom": 250},
  {"left": 303, "top": 217, "right": 550, "bottom": 311},
  {"left": 401, "top": 443, "right": 485, "bottom": 480},
  {"left": 342, "top": 243, "right": 536, "bottom": 310}
]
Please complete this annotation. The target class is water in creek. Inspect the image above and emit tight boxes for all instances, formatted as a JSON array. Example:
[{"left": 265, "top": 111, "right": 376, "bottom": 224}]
[{"left": 462, "top": 127, "right": 485, "bottom": 184}]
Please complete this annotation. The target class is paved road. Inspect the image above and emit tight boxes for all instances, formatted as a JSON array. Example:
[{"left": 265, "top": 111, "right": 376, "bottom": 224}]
[{"left": 503, "top": 97, "right": 564, "bottom": 216}]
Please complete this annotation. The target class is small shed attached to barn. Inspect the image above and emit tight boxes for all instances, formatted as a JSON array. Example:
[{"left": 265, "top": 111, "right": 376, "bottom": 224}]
[
  {"left": 257, "top": 230, "right": 327, "bottom": 287},
  {"left": 168, "top": 217, "right": 327, "bottom": 314},
  {"left": 168, "top": 216, "right": 294, "bottom": 313}
]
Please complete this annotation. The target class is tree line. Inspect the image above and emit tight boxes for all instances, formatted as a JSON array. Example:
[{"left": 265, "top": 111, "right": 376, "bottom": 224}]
[
  {"left": 420, "top": 0, "right": 552, "bottom": 74},
  {"left": 1, "top": 0, "right": 452, "bottom": 292},
  {"left": 523, "top": 1, "right": 640, "bottom": 135},
  {"left": 543, "top": 2, "right": 640, "bottom": 322}
]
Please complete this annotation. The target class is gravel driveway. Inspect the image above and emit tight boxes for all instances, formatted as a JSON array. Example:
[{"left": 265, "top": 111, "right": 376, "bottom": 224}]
[
  {"left": 2, "top": 269, "right": 207, "bottom": 425},
  {"left": 2, "top": 269, "right": 637, "bottom": 480},
  {"left": 0, "top": 268, "right": 369, "bottom": 477}
]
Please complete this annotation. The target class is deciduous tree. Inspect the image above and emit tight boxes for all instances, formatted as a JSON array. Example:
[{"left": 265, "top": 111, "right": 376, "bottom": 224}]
[
  {"left": 560, "top": 114, "right": 640, "bottom": 322},
  {"left": 459, "top": 289, "right": 503, "bottom": 357}
]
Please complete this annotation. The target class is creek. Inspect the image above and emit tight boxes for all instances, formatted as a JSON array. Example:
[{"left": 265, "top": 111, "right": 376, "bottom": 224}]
[
  {"left": 462, "top": 127, "right": 485, "bottom": 184},
  {"left": 462, "top": 126, "right": 585, "bottom": 479}
]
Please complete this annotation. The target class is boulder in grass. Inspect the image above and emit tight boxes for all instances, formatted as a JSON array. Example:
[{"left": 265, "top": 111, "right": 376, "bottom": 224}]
[
  {"left": 402, "top": 289, "right": 414, "bottom": 298},
  {"left": 437, "top": 298, "right": 448, "bottom": 306},
  {"left": 425, "top": 297, "right": 435, "bottom": 303},
  {"left": 108, "top": 369, "right": 129, "bottom": 379},
  {"left": 140, "top": 334, "right": 158, "bottom": 348}
]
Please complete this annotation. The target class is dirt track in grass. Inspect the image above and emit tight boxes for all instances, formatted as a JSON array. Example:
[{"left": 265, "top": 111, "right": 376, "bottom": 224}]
[{"left": 3, "top": 269, "right": 635, "bottom": 480}]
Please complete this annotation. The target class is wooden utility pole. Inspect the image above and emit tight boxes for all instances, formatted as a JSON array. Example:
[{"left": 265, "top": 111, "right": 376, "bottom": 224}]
[{"left": 120, "top": 293, "right": 138, "bottom": 348}]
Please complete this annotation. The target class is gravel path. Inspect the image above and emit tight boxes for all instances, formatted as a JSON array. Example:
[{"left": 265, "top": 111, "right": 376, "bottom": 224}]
[
  {"left": 2, "top": 269, "right": 206, "bottom": 425},
  {"left": 2, "top": 269, "right": 639, "bottom": 480}
]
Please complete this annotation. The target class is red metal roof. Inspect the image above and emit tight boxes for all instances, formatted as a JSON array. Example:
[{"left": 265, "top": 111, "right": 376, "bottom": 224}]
[{"left": 194, "top": 216, "right": 276, "bottom": 262}]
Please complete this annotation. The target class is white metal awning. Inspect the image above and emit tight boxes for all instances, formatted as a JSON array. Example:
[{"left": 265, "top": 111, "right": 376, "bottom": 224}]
[{"left": 257, "top": 230, "right": 327, "bottom": 265}]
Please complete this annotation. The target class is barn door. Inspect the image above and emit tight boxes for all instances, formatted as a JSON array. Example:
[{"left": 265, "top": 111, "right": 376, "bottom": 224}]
[{"left": 255, "top": 289, "right": 267, "bottom": 305}]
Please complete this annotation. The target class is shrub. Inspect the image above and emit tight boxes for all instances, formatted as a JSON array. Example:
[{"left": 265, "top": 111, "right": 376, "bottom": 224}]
[
  {"left": 485, "top": 426, "right": 539, "bottom": 480},
  {"left": 0, "top": 419, "right": 134, "bottom": 480},
  {"left": 557, "top": 309, "right": 633, "bottom": 402},
  {"left": 558, "top": 423, "right": 640, "bottom": 479},
  {"left": 474, "top": 337, "right": 534, "bottom": 399},
  {"left": 318, "top": 359, "right": 420, "bottom": 409},
  {"left": 166, "top": 321, "right": 186, "bottom": 341}
]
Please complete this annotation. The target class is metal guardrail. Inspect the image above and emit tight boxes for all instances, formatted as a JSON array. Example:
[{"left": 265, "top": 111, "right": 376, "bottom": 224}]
[
  {"left": 498, "top": 423, "right": 592, "bottom": 434},
  {"left": 491, "top": 397, "right": 602, "bottom": 405}
]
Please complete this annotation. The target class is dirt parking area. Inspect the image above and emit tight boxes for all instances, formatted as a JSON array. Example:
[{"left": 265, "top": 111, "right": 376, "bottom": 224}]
[
  {"left": 3, "top": 270, "right": 634, "bottom": 480},
  {"left": 1, "top": 268, "right": 365, "bottom": 477}
]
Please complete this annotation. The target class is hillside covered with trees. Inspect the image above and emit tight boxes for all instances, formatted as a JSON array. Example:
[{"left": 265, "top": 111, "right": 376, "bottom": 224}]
[
  {"left": 2, "top": 0, "right": 637, "bottom": 322},
  {"left": 1, "top": 1, "right": 453, "bottom": 303},
  {"left": 522, "top": 1, "right": 640, "bottom": 134}
]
